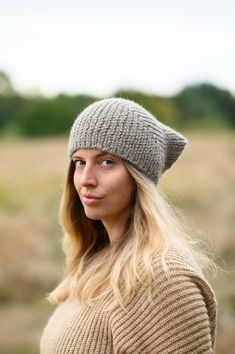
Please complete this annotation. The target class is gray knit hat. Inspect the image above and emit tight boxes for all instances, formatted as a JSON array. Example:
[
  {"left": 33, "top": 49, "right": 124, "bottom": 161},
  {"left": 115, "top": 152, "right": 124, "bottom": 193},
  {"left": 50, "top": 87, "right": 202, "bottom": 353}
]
[{"left": 68, "top": 97, "right": 188, "bottom": 183}]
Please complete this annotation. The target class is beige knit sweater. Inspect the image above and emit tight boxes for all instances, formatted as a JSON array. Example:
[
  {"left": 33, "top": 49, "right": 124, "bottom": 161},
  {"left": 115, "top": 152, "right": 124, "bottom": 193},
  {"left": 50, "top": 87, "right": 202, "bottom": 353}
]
[{"left": 40, "top": 249, "right": 217, "bottom": 353}]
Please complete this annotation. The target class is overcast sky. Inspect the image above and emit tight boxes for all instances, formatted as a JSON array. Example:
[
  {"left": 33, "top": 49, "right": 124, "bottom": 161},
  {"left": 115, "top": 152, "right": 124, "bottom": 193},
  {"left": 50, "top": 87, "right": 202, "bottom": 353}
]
[{"left": 0, "top": 0, "right": 234, "bottom": 97}]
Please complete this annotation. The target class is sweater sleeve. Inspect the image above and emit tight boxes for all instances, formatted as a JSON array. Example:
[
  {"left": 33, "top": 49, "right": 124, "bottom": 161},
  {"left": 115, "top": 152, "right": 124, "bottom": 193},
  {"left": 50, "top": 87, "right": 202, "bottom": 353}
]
[{"left": 111, "top": 271, "right": 216, "bottom": 354}]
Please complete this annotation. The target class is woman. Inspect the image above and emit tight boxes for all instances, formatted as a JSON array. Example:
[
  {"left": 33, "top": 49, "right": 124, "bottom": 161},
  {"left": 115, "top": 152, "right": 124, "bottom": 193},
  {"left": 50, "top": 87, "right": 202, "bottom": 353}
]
[{"left": 40, "top": 98, "right": 217, "bottom": 353}]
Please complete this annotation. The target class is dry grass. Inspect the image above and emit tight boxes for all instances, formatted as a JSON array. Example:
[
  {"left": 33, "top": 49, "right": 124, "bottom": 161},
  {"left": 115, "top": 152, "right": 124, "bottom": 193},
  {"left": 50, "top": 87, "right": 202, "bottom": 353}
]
[{"left": 0, "top": 133, "right": 235, "bottom": 353}]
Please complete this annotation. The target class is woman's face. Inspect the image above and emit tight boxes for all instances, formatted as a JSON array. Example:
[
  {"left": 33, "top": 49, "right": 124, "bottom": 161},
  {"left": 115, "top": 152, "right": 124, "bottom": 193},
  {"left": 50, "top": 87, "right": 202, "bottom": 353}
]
[{"left": 72, "top": 149, "right": 136, "bottom": 228}]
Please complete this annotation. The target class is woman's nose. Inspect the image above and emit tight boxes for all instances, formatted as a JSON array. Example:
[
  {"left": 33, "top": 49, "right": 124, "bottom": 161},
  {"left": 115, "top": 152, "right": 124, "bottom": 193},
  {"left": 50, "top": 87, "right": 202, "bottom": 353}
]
[{"left": 79, "top": 165, "right": 97, "bottom": 187}]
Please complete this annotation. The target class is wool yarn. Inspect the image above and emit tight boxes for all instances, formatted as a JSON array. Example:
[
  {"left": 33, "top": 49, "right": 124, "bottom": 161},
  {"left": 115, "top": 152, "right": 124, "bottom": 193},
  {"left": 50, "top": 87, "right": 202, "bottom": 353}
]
[
  {"left": 40, "top": 248, "right": 217, "bottom": 353},
  {"left": 68, "top": 98, "right": 188, "bottom": 183}
]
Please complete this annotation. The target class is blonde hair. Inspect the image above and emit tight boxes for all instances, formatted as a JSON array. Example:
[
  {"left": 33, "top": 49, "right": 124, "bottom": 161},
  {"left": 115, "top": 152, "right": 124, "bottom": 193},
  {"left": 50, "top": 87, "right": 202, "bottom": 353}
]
[{"left": 47, "top": 160, "right": 217, "bottom": 310}]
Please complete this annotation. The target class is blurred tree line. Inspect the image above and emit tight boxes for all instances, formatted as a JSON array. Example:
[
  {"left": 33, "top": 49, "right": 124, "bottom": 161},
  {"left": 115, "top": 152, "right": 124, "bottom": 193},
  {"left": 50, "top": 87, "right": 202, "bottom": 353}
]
[{"left": 0, "top": 71, "right": 234, "bottom": 137}]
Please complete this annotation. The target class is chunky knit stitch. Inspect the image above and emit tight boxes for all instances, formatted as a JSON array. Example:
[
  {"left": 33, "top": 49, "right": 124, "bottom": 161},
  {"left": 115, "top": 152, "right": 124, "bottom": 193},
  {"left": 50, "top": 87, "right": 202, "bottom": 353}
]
[
  {"left": 68, "top": 98, "right": 188, "bottom": 183},
  {"left": 40, "top": 249, "right": 217, "bottom": 353}
]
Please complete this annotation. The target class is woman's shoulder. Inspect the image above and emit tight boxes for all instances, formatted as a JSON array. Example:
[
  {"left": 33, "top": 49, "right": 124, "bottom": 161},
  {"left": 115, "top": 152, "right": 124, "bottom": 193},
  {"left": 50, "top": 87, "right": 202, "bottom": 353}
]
[
  {"left": 149, "top": 247, "right": 217, "bottom": 332},
  {"left": 131, "top": 248, "right": 218, "bottom": 353},
  {"left": 151, "top": 246, "right": 209, "bottom": 279}
]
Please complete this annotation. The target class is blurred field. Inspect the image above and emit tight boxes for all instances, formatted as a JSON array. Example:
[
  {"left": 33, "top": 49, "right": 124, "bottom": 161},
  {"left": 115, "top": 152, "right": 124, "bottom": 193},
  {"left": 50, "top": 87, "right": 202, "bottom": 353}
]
[{"left": 0, "top": 134, "right": 235, "bottom": 353}]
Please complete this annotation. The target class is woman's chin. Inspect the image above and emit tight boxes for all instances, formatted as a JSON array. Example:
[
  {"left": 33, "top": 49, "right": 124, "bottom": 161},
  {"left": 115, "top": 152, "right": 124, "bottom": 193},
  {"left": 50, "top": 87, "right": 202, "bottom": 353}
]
[{"left": 83, "top": 210, "right": 103, "bottom": 220}]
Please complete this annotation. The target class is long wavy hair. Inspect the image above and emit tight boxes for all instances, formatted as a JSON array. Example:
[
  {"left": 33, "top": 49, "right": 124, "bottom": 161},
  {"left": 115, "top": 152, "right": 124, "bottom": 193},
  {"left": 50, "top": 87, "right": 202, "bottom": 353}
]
[{"left": 47, "top": 159, "right": 217, "bottom": 310}]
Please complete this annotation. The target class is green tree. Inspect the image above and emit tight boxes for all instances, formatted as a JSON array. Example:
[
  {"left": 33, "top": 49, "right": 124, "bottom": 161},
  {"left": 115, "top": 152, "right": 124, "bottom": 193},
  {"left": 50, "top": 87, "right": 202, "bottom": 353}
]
[
  {"left": 174, "top": 83, "right": 235, "bottom": 130},
  {"left": 0, "top": 71, "right": 15, "bottom": 96},
  {"left": 17, "top": 94, "right": 97, "bottom": 136}
]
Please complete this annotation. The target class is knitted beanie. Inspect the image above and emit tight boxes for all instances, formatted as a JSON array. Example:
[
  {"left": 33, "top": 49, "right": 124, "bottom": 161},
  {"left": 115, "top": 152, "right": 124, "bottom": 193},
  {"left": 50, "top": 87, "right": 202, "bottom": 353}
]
[{"left": 68, "top": 97, "right": 188, "bottom": 183}]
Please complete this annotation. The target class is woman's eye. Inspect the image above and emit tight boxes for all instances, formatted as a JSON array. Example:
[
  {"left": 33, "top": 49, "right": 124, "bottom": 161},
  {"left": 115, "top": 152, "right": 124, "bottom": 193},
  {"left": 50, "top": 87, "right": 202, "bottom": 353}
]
[
  {"left": 100, "top": 159, "right": 114, "bottom": 166},
  {"left": 74, "top": 160, "right": 85, "bottom": 167}
]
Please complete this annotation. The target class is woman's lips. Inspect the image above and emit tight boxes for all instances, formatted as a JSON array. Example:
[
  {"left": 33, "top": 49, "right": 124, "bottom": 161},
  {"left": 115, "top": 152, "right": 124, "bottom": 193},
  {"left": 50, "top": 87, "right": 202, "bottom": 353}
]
[{"left": 82, "top": 194, "right": 103, "bottom": 205}]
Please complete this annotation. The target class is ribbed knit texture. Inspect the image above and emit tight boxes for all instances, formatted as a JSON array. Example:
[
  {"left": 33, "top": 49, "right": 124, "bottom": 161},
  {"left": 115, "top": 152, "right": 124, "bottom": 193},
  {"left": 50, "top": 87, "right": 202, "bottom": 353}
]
[
  {"left": 40, "top": 248, "right": 217, "bottom": 353},
  {"left": 68, "top": 98, "right": 188, "bottom": 183}
]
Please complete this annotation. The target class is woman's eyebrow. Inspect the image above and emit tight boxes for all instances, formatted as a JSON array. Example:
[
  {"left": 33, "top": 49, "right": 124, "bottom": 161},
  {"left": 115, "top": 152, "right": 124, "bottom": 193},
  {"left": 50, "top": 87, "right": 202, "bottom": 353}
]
[{"left": 96, "top": 151, "right": 111, "bottom": 158}]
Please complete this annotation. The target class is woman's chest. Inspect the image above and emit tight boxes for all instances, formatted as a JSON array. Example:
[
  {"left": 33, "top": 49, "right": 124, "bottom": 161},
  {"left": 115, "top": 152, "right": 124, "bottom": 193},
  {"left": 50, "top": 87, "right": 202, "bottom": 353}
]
[{"left": 40, "top": 301, "right": 114, "bottom": 354}]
